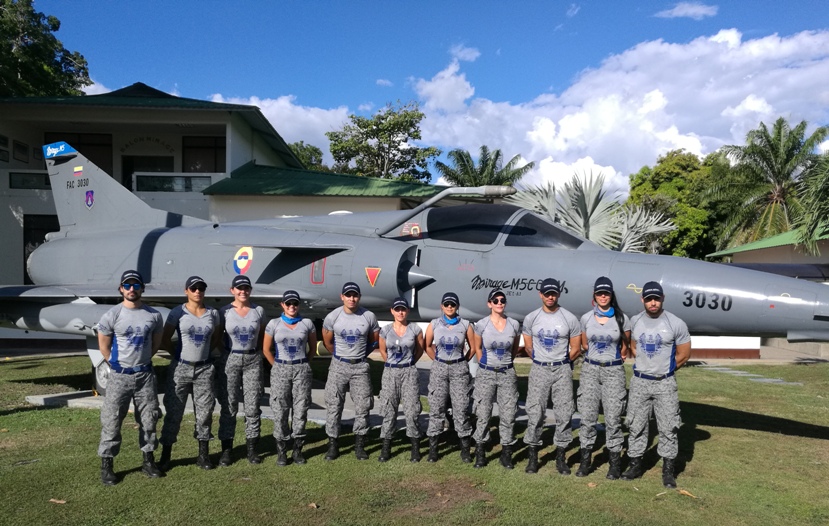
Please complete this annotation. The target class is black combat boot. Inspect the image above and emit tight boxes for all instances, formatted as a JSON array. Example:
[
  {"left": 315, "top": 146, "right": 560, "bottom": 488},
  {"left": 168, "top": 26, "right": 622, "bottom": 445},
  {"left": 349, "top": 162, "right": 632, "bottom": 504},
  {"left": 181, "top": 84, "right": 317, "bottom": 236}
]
[
  {"left": 196, "top": 440, "right": 214, "bottom": 470},
  {"left": 575, "top": 448, "right": 592, "bottom": 477},
  {"left": 410, "top": 437, "right": 421, "bottom": 463},
  {"left": 158, "top": 444, "right": 172, "bottom": 472},
  {"left": 427, "top": 436, "right": 439, "bottom": 463},
  {"left": 100, "top": 457, "right": 117, "bottom": 486},
  {"left": 662, "top": 457, "right": 677, "bottom": 489},
  {"left": 354, "top": 434, "right": 369, "bottom": 460},
  {"left": 499, "top": 444, "right": 514, "bottom": 469},
  {"left": 378, "top": 439, "right": 392, "bottom": 462},
  {"left": 606, "top": 450, "right": 622, "bottom": 480},
  {"left": 473, "top": 442, "right": 487, "bottom": 469},
  {"left": 292, "top": 438, "right": 306, "bottom": 465},
  {"left": 275, "top": 440, "right": 288, "bottom": 466},
  {"left": 459, "top": 436, "right": 472, "bottom": 464},
  {"left": 555, "top": 447, "right": 571, "bottom": 475},
  {"left": 324, "top": 437, "right": 339, "bottom": 461},
  {"left": 246, "top": 438, "right": 262, "bottom": 464},
  {"left": 621, "top": 456, "right": 643, "bottom": 481},
  {"left": 219, "top": 439, "right": 233, "bottom": 467},
  {"left": 141, "top": 451, "right": 164, "bottom": 478},
  {"left": 525, "top": 445, "right": 539, "bottom": 474}
]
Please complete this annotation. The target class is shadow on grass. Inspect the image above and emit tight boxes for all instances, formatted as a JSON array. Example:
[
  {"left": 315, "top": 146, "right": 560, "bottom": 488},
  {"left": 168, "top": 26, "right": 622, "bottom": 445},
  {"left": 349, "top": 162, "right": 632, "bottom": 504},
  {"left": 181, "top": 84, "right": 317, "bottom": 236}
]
[
  {"left": 0, "top": 404, "right": 66, "bottom": 418},
  {"left": 681, "top": 400, "right": 829, "bottom": 440}
]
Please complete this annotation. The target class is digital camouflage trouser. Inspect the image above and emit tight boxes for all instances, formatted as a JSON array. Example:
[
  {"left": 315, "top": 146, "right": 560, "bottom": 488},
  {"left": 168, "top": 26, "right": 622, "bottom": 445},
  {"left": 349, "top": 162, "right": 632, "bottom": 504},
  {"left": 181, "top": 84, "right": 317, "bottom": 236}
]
[
  {"left": 379, "top": 366, "right": 422, "bottom": 439},
  {"left": 160, "top": 361, "right": 215, "bottom": 445},
  {"left": 270, "top": 362, "right": 312, "bottom": 440},
  {"left": 577, "top": 362, "right": 627, "bottom": 452},
  {"left": 626, "top": 375, "right": 681, "bottom": 459},
  {"left": 216, "top": 352, "right": 263, "bottom": 440},
  {"left": 324, "top": 359, "right": 372, "bottom": 438},
  {"left": 523, "top": 363, "right": 574, "bottom": 449},
  {"left": 98, "top": 370, "right": 160, "bottom": 457},
  {"left": 472, "top": 368, "right": 518, "bottom": 445},
  {"left": 426, "top": 360, "right": 472, "bottom": 438}
]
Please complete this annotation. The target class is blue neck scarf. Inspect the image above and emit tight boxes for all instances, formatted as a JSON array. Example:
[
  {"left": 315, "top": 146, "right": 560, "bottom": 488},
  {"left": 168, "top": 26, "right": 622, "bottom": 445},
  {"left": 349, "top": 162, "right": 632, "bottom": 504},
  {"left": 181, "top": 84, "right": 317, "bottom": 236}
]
[
  {"left": 281, "top": 313, "right": 302, "bottom": 324},
  {"left": 443, "top": 314, "right": 460, "bottom": 326},
  {"left": 594, "top": 305, "right": 614, "bottom": 318}
]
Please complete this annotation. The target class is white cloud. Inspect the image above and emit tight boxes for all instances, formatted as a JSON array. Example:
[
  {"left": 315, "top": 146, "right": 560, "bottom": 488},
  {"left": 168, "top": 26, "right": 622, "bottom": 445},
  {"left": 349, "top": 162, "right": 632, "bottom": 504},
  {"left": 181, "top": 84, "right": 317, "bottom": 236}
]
[
  {"left": 376, "top": 79, "right": 393, "bottom": 87},
  {"left": 413, "top": 60, "right": 475, "bottom": 112},
  {"left": 566, "top": 4, "right": 580, "bottom": 18},
  {"left": 450, "top": 44, "right": 481, "bottom": 62},
  {"left": 655, "top": 2, "right": 718, "bottom": 20},
  {"left": 83, "top": 80, "right": 111, "bottom": 95},
  {"left": 818, "top": 140, "right": 829, "bottom": 154},
  {"left": 358, "top": 103, "right": 373, "bottom": 112}
]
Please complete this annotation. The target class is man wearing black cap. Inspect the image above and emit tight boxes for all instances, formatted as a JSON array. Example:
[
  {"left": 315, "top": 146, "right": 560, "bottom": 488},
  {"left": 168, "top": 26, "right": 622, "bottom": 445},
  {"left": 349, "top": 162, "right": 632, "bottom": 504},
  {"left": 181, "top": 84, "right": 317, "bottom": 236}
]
[
  {"left": 96, "top": 270, "right": 165, "bottom": 485},
  {"left": 321, "top": 282, "right": 380, "bottom": 460},
  {"left": 622, "top": 281, "right": 691, "bottom": 488},
  {"left": 521, "top": 277, "right": 582, "bottom": 475}
]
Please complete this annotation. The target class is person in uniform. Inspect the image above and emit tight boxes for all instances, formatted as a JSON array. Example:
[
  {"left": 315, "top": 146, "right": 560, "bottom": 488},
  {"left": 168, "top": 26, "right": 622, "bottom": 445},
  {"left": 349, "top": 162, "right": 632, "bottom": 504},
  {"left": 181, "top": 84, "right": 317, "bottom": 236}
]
[
  {"left": 262, "top": 290, "right": 317, "bottom": 466},
  {"left": 96, "top": 270, "right": 165, "bottom": 485},
  {"left": 622, "top": 281, "right": 691, "bottom": 488},
  {"left": 522, "top": 278, "right": 582, "bottom": 475},
  {"left": 322, "top": 282, "right": 380, "bottom": 461},
  {"left": 158, "top": 276, "right": 221, "bottom": 471},
  {"left": 471, "top": 289, "right": 522, "bottom": 469},
  {"left": 377, "top": 297, "right": 425, "bottom": 462},
  {"left": 423, "top": 292, "right": 475, "bottom": 463},
  {"left": 577, "top": 276, "right": 630, "bottom": 479},
  {"left": 216, "top": 275, "right": 266, "bottom": 466}
]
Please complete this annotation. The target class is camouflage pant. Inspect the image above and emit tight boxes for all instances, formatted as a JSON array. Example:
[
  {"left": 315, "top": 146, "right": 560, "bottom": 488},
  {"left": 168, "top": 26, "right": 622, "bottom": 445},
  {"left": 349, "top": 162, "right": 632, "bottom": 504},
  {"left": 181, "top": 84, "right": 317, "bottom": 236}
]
[
  {"left": 99, "top": 370, "right": 160, "bottom": 457},
  {"left": 472, "top": 368, "right": 518, "bottom": 445},
  {"left": 523, "top": 363, "right": 574, "bottom": 448},
  {"left": 626, "top": 375, "right": 681, "bottom": 459},
  {"left": 270, "top": 362, "right": 312, "bottom": 440},
  {"left": 577, "top": 362, "right": 627, "bottom": 452},
  {"left": 216, "top": 352, "right": 263, "bottom": 440},
  {"left": 324, "top": 359, "right": 373, "bottom": 438},
  {"left": 160, "top": 361, "right": 215, "bottom": 445},
  {"left": 426, "top": 360, "right": 472, "bottom": 438},
  {"left": 379, "top": 366, "right": 422, "bottom": 439}
]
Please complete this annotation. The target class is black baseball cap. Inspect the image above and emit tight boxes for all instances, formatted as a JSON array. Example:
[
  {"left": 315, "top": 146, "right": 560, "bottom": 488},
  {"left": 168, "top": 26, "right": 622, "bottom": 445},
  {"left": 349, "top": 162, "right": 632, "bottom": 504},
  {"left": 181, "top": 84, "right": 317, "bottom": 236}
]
[
  {"left": 594, "top": 276, "right": 613, "bottom": 294},
  {"left": 642, "top": 281, "right": 664, "bottom": 299},
  {"left": 540, "top": 278, "right": 561, "bottom": 294},
  {"left": 120, "top": 269, "right": 144, "bottom": 285},
  {"left": 441, "top": 292, "right": 459, "bottom": 306},
  {"left": 488, "top": 288, "right": 506, "bottom": 301},
  {"left": 231, "top": 275, "right": 252, "bottom": 288},
  {"left": 392, "top": 297, "right": 409, "bottom": 309},
  {"left": 185, "top": 276, "right": 207, "bottom": 289},
  {"left": 342, "top": 282, "right": 361, "bottom": 295},
  {"left": 282, "top": 290, "right": 300, "bottom": 302}
]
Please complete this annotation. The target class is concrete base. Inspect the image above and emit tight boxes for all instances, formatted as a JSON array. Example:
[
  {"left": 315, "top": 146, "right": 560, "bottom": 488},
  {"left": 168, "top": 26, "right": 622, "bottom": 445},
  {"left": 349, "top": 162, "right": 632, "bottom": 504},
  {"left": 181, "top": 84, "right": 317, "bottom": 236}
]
[{"left": 762, "top": 337, "right": 829, "bottom": 359}]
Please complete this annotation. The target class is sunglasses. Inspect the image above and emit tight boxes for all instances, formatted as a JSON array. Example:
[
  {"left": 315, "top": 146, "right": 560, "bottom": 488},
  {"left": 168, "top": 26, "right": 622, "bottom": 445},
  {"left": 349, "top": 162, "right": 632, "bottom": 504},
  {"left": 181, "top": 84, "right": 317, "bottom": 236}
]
[
  {"left": 594, "top": 291, "right": 611, "bottom": 297},
  {"left": 543, "top": 291, "right": 558, "bottom": 297},
  {"left": 188, "top": 285, "right": 206, "bottom": 293},
  {"left": 442, "top": 302, "right": 458, "bottom": 308},
  {"left": 122, "top": 283, "right": 142, "bottom": 291},
  {"left": 343, "top": 292, "right": 360, "bottom": 298},
  {"left": 489, "top": 298, "right": 507, "bottom": 305},
  {"left": 284, "top": 301, "right": 299, "bottom": 307}
]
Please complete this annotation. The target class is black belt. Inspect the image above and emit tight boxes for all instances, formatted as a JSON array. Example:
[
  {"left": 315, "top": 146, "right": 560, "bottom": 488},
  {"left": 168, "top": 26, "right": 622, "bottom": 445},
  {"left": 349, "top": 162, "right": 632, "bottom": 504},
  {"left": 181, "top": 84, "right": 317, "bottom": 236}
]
[
  {"left": 274, "top": 358, "right": 308, "bottom": 365},
  {"left": 384, "top": 362, "right": 414, "bottom": 368},
  {"left": 586, "top": 358, "right": 624, "bottom": 367},
  {"left": 533, "top": 358, "right": 569, "bottom": 367},
  {"left": 334, "top": 356, "right": 366, "bottom": 364},
  {"left": 177, "top": 358, "right": 211, "bottom": 366},
  {"left": 110, "top": 363, "right": 151, "bottom": 375},
  {"left": 435, "top": 357, "right": 465, "bottom": 365},
  {"left": 479, "top": 363, "right": 514, "bottom": 373},
  {"left": 231, "top": 349, "right": 258, "bottom": 355},
  {"left": 634, "top": 370, "right": 674, "bottom": 380}
]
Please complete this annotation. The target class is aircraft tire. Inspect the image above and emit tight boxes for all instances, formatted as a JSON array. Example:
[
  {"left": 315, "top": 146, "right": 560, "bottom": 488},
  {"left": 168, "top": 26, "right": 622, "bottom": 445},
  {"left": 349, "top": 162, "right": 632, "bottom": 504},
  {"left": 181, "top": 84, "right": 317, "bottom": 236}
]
[{"left": 93, "top": 361, "right": 110, "bottom": 397}]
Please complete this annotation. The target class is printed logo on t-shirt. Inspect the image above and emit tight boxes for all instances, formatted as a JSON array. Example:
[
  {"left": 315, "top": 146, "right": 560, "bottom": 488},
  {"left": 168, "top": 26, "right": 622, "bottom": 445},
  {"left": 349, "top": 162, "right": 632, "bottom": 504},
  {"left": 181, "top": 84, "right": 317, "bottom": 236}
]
[
  {"left": 232, "top": 325, "right": 257, "bottom": 347},
  {"left": 638, "top": 333, "right": 663, "bottom": 358},
  {"left": 281, "top": 337, "right": 300, "bottom": 358},
  {"left": 537, "top": 328, "right": 561, "bottom": 351},
  {"left": 487, "top": 339, "right": 511, "bottom": 360},
  {"left": 125, "top": 324, "right": 149, "bottom": 349},
  {"left": 187, "top": 326, "right": 210, "bottom": 347},
  {"left": 439, "top": 335, "right": 461, "bottom": 354},
  {"left": 591, "top": 334, "right": 613, "bottom": 354},
  {"left": 340, "top": 328, "right": 363, "bottom": 348}
]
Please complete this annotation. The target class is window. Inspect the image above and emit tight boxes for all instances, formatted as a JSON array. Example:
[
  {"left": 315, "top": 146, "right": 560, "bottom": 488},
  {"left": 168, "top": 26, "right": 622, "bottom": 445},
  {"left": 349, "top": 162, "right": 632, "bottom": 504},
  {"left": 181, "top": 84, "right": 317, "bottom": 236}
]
[
  {"left": 123, "top": 156, "right": 175, "bottom": 190},
  {"left": 425, "top": 204, "right": 517, "bottom": 245},
  {"left": 9, "top": 171, "right": 50, "bottom": 189},
  {"left": 136, "top": 175, "right": 212, "bottom": 192},
  {"left": 43, "top": 133, "right": 112, "bottom": 175},
  {"left": 504, "top": 212, "right": 584, "bottom": 249},
  {"left": 183, "top": 136, "right": 226, "bottom": 173},
  {"left": 23, "top": 215, "right": 59, "bottom": 284}
]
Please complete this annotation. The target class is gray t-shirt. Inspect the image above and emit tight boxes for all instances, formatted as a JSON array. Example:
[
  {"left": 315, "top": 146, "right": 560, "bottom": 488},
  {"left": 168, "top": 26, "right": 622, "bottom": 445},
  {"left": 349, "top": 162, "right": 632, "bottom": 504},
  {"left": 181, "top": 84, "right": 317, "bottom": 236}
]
[
  {"left": 323, "top": 306, "right": 380, "bottom": 359},
  {"left": 522, "top": 307, "right": 581, "bottom": 362},
  {"left": 166, "top": 304, "right": 220, "bottom": 362},
  {"left": 630, "top": 310, "right": 691, "bottom": 376},
  {"left": 220, "top": 303, "right": 265, "bottom": 352},
  {"left": 379, "top": 323, "right": 422, "bottom": 365},
  {"left": 265, "top": 317, "right": 316, "bottom": 361},
  {"left": 474, "top": 316, "right": 520, "bottom": 368},
  {"left": 97, "top": 304, "right": 163, "bottom": 369},
  {"left": 580, "top": 310, "right": 631, "bottom": 362},
  {"left": 429, "top": 317, "right": 471, "bottom": 361}
]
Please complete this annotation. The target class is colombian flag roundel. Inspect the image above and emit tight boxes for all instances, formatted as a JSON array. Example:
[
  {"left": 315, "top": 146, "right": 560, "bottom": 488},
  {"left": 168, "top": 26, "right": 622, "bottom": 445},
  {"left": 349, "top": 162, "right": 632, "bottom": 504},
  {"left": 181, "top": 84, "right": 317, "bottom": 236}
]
[{"left": 233, "top": 246, "right": 253, "bottom": 274}]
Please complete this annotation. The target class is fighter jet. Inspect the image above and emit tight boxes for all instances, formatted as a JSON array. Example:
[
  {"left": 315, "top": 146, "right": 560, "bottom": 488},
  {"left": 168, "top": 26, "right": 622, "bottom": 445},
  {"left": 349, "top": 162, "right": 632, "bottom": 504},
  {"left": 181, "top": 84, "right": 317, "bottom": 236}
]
[{"left": 3, "top": 142, "right": 829, "bottom": 392}]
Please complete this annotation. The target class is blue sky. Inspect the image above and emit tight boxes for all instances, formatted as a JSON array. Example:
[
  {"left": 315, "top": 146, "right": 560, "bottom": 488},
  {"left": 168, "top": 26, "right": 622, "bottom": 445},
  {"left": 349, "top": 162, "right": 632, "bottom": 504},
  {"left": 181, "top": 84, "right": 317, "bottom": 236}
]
[{"left": 36, "top": 1, "right": 829, "bottom": 189}]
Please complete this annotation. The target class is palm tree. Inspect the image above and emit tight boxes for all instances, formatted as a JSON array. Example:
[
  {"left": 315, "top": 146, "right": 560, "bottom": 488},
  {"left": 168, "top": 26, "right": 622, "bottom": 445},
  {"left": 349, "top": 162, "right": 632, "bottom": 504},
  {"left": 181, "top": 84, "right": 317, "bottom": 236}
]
[
  {"left": 714, "top": 117, "right": 829, "bottom": 248},
  {"left": 795, "top": 152, "right": 829, "bottom": 255},
  {"left": 434, "top": 146, "right": 534, "bottom": 187}
]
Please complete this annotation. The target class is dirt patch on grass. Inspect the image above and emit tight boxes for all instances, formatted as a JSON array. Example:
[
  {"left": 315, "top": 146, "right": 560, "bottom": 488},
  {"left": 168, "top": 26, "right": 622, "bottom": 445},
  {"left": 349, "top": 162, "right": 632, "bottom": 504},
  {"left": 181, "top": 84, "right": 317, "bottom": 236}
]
[{"left": 389, "top": 475, "right": 495, "bottom": 519}]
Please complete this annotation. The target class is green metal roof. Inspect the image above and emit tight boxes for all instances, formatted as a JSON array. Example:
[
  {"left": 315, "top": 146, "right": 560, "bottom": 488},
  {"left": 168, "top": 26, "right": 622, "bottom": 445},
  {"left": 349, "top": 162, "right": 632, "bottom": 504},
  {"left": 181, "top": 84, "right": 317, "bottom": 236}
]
[
  {"left": 706, "top": 230, "right": 829, "bottom": 257},
  {"left": 204, "top": 162, "right": 449, "bottom": 198}
]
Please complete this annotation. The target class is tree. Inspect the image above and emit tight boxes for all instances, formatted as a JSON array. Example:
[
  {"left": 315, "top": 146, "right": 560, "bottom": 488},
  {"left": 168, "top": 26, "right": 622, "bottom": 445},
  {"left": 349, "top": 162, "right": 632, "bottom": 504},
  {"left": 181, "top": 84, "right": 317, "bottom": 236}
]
[
  {"left": 325, "top": 101, "right": 440, "bottom": 182},
  {"left": 288, "top": 141, "right": 328, "bottom": 171},
  {"left": 713, "top": 117, "right": 829, "bottom": 248},
  {"left": 0, "top": 0, "right": 91, "bottom": 97},
  {"left": 795, "top": 152, "right": 829, "bottom": 255},
  {"left": 434, "top": 146, "right": 534, "bottom": 187}
]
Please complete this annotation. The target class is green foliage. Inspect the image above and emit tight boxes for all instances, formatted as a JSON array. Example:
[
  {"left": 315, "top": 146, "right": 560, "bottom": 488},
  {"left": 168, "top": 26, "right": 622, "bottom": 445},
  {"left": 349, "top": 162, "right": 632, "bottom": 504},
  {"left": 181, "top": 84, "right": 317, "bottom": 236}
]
[
  {"left": 325, "top": 101, "right": 441, "bottom": 182},
  {"left": 434, "top": 145, "right": 534, "bottom": 187},
  {"left": 795, "top": 152, "right": 829, "bottom": 255},
  {"left": 288, "top": 140, "right": 328, "bottom": 171},
  {"left": 0, "top": 0, "right": 91, "bottom": 97}
]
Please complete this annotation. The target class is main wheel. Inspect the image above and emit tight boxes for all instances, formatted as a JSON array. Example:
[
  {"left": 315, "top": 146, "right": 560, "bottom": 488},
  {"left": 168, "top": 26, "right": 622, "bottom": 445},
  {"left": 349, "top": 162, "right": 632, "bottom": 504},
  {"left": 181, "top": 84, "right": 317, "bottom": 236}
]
[{"left": 93, "top": 361, "right": 110, "bottom": 396}]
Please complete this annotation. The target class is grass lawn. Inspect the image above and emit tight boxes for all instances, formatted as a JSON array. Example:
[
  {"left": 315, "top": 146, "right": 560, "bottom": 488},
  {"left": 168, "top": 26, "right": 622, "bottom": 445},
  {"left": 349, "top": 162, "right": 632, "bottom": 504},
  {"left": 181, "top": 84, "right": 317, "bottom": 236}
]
[{"left": 1, "top": 355, "right": 828, "bottom": 525}]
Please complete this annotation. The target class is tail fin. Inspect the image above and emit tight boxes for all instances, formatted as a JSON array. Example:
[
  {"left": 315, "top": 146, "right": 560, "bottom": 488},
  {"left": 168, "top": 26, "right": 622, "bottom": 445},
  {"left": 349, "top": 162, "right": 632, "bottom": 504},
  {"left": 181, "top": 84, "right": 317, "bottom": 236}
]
[{"left": 43, "top": 141, "right": 204, "bottom": 232}]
